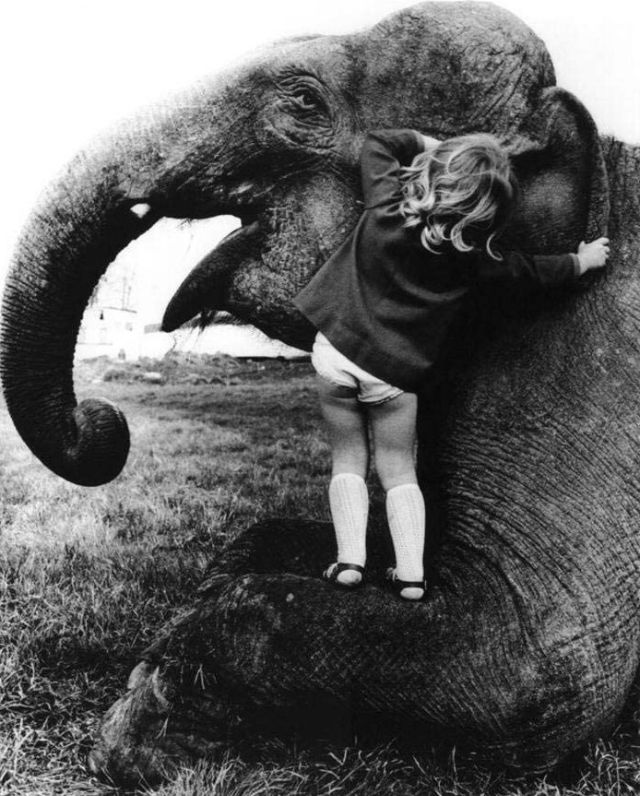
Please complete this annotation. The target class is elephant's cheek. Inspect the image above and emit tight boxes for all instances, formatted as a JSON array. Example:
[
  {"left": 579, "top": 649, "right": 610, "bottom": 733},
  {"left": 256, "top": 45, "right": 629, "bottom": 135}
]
[
  {"left": 224, "top": 219, "right": 321, "bottom": 315},
  {"left": 225, "top": 259, "right": 313, "bottom": 345}
]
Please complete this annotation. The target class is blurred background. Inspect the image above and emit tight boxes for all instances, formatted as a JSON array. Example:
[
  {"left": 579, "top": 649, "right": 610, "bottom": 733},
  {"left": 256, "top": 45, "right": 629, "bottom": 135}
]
[{"left": 0, "top": 0, "right": 637, "bottom": 358}]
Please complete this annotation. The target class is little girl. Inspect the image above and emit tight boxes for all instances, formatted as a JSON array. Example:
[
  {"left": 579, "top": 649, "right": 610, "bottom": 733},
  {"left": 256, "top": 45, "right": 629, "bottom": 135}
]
[{"left": 294, "top": 129, "right": 609, "bottom": 601}]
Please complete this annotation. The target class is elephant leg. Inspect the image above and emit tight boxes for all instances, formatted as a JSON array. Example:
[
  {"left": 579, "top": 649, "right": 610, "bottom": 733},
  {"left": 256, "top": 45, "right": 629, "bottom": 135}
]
[
  {"left": 94, "top": 566, "right": 598, "bottom": 785},
  {"left": 92, "top": 574, "right": 376, "bottom": 786},
  {"left": 139, "top": 517, "right": 397, "bottom": 678}
]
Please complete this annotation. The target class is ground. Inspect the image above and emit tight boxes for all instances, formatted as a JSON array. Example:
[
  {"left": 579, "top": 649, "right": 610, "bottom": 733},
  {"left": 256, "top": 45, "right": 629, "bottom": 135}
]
[{"left": 1, "top": 353, "right": 640, "bottom": 795}]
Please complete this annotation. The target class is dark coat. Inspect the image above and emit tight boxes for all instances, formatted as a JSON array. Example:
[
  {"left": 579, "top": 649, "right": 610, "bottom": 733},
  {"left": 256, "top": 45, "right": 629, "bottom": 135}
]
[{"left": 294, "top": 129, "right": 579, "bottom": 392}]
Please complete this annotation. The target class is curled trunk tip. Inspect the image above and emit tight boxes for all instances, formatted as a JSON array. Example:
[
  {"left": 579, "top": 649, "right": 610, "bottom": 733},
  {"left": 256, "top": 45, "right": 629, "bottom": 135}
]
[{"left": 67, "top": 398, "right": 130, "bottom": 486}]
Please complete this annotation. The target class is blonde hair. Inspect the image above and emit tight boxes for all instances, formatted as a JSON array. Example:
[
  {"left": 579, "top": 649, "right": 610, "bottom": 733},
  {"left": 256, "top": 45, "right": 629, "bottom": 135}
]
[{"left": 399, "top": 133, "right": 518, "bottom": 260}]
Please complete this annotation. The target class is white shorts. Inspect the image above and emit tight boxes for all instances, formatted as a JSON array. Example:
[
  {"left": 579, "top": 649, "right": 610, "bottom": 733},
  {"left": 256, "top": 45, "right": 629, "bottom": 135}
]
[{"left": 311, "top": 332, "right": 404, "bottom": 405}]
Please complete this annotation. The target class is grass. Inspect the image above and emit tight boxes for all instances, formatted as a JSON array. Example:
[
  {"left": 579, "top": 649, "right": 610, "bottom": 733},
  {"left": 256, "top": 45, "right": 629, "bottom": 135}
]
[{"left": 1, "top": 352, "right": 640, "bottom": 795}]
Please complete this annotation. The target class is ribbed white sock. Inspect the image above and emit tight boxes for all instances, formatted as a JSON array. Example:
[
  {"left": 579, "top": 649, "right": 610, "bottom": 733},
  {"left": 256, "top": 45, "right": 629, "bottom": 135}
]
[
  {"left": 386, "top": 483, "right": 425, "bottom": 591},
  {"left": 328, "top": 473, "right": 368, "bottom": 585}
]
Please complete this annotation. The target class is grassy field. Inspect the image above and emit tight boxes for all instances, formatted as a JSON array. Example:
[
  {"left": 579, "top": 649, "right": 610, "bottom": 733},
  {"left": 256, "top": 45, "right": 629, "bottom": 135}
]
[{"left": 1, "top": 353, "right": 640, "bottom": 795}]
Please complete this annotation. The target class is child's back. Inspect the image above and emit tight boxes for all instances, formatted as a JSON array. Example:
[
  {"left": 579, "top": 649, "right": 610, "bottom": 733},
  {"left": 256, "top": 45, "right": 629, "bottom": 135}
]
[{"left": 295, "top": 130, "right": 585, "bottom": 393}]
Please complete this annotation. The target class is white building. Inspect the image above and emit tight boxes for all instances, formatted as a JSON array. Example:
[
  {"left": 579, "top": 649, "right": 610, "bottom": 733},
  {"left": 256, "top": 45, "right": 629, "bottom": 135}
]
[{"left": 76, "top": 305, "right": 141, "bottom": 361}]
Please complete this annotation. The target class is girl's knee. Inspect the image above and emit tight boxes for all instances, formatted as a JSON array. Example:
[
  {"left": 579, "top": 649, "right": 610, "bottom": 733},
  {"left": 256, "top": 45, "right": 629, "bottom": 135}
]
[
  {"left": 370, "top": 391, "right": 418, "bottom": 489},
  {"left": 332, "top": 449, "right": 369, "bottom": 478},
  {"left": 374, "top": 443, "right": 416, "bottom": 489},
  {"left": 375, "top": 455, "right": 417, "bottom": 491}
]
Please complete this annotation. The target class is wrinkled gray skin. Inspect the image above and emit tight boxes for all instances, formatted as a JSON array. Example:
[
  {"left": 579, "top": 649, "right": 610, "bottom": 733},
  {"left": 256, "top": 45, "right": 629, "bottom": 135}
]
[{"left": 2, "top": 0, "right": 640, "bottom": 787}]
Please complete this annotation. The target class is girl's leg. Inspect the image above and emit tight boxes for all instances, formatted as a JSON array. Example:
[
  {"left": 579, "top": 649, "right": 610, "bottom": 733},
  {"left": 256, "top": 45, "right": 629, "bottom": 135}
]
[
  {"left": 317, "top": 376, "right": 369, "bottom": 585},
  {"left": 369, "top": 392, "right": 426, "bottom": 600}
]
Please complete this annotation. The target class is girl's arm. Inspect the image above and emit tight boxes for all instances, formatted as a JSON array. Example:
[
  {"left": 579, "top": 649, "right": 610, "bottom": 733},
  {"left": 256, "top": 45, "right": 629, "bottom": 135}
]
[
  {"left": 359, "top": 129, "right": 425, "bottom": 208},
  {"left": 476, "top": 238, "right": 609, "bottom": 287},
  {"left": 477, "top": 250, "right": 579, "bottom": 287}
]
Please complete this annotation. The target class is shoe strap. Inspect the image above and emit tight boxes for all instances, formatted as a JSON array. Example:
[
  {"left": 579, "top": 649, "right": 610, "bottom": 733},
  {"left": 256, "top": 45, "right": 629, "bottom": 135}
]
[
  {"left": 386, "top": 568, "right": 424, "bottom": 588},
  {"left": 396, "top": 580, "right": 425, "bottom": 589},
  {"left": 334, "top": 562, "right": 365, "bottom": 574}
]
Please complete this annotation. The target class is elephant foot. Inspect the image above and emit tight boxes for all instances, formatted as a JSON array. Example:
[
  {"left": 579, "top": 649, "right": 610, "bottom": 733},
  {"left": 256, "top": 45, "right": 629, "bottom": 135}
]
[{"left": 88, "top": 661, "right": 229, "bottom": 788}]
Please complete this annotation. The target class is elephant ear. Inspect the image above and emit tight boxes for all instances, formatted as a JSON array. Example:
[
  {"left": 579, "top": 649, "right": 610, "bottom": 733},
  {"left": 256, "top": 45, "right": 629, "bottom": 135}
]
[{"left": 501, "top": 87, "right": 610, "bottom": 253}]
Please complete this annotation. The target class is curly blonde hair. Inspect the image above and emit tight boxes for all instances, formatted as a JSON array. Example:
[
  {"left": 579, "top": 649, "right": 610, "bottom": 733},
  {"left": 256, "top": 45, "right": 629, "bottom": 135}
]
[{"left": 399, "top": 133, "right": 518, "bottom": 261}]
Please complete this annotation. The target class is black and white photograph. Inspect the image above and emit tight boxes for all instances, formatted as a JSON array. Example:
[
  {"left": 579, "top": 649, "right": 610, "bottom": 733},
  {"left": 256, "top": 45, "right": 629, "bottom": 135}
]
[{"left": 0, "top": 0, "right": 638, "bottom": 793}]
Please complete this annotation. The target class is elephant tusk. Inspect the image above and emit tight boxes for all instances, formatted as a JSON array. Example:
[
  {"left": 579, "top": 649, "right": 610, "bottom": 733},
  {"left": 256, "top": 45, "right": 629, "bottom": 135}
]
[{"left": 130, "top": 202, "right": 152, "bottom": 219}]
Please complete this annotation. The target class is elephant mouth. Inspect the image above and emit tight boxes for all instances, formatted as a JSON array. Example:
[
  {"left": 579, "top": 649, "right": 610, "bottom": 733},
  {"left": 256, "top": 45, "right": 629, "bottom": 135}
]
[
  {"left": 116, "top": 175, "right": 270, "bottom": 333},
  {"left": 150, "top": 197, "right": 267, "bottom": 333}
]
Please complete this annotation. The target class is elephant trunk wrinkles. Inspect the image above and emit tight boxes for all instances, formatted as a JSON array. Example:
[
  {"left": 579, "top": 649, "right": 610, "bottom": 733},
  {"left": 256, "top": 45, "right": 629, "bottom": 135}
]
[
  {"left": 0, "top": 81, "right": 237, "bottom": 485},
  {"left": 0, "top": 147, "right": 158, "bottom": 484}
]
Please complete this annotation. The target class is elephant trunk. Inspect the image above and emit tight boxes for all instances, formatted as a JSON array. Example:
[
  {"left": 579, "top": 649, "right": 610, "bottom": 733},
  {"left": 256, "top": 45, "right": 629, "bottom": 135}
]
[
  {"left": 0, "top": 130, "right": 165, "bottom": 484},
  {"left": 0, "top": 63, "right": 251, "bottom": 485}
]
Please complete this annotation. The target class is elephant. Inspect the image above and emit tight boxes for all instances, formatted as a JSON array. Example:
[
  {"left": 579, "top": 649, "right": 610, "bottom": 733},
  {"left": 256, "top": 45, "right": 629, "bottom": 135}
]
[{"left": 2, "top": 0, "right": 640, "bottom": 786}]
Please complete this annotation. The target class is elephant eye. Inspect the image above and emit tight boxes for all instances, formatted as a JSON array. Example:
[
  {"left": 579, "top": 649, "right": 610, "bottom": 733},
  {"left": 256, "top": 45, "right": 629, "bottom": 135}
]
[
  {"left": 292, "top": 87, "right": 321, "bottom": 111},
  {"left": 277, "top": 73, "right": 331, "bottom": 122},
  {"left": 269, "top": 71, "right": 334, "bottom": 147}
]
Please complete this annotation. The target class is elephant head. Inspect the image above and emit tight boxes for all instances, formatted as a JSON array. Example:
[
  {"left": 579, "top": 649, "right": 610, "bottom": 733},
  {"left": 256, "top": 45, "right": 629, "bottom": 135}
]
[
  {"left": 0, "top": 0, "right": 605, "bottom": 486},
  {"left": 6, "top": 0, "right": 640, "bottom": 784}
]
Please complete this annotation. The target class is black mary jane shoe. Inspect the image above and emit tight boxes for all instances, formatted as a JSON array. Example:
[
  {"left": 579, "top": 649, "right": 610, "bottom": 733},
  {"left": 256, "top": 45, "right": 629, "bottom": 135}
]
[
  {"left": 322, "top": 562, "right": 365, "bottom": 589},
  {"left": 385, "top": 567, "right": 426, "bottom": 601}
]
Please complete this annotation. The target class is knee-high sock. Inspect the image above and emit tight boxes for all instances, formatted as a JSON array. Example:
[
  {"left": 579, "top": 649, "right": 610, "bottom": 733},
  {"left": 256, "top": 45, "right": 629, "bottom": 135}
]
[
  {"left": 386, "top": 483, "right": 425, "bottom": 582},
  {"left": 329, "top": 473, "right": 369, "bottom": 567}
]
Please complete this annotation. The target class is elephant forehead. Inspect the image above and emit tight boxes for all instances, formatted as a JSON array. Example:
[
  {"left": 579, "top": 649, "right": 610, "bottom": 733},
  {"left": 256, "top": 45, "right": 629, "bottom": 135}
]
[
  {"left": 354, "top": 1, "right": 556, "bottom": 133},
  {"left": 228, "top": 35, "right": 349, "bottom": 88}
]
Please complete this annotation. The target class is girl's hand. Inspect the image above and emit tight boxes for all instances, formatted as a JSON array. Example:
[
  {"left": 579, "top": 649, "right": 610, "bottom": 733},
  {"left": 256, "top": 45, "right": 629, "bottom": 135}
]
[{"left": 577, "top": 237, "right": 610, "bottom": 274}]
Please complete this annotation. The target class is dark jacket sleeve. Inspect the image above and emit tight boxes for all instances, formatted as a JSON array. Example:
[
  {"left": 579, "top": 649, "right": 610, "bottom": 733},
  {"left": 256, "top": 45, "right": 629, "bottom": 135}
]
[
  {"left": 360, "top": 129, "right": 423, "bottom": 208},
  {"left": 475, "top": 249, "right": 581, "bottom": 288}
]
